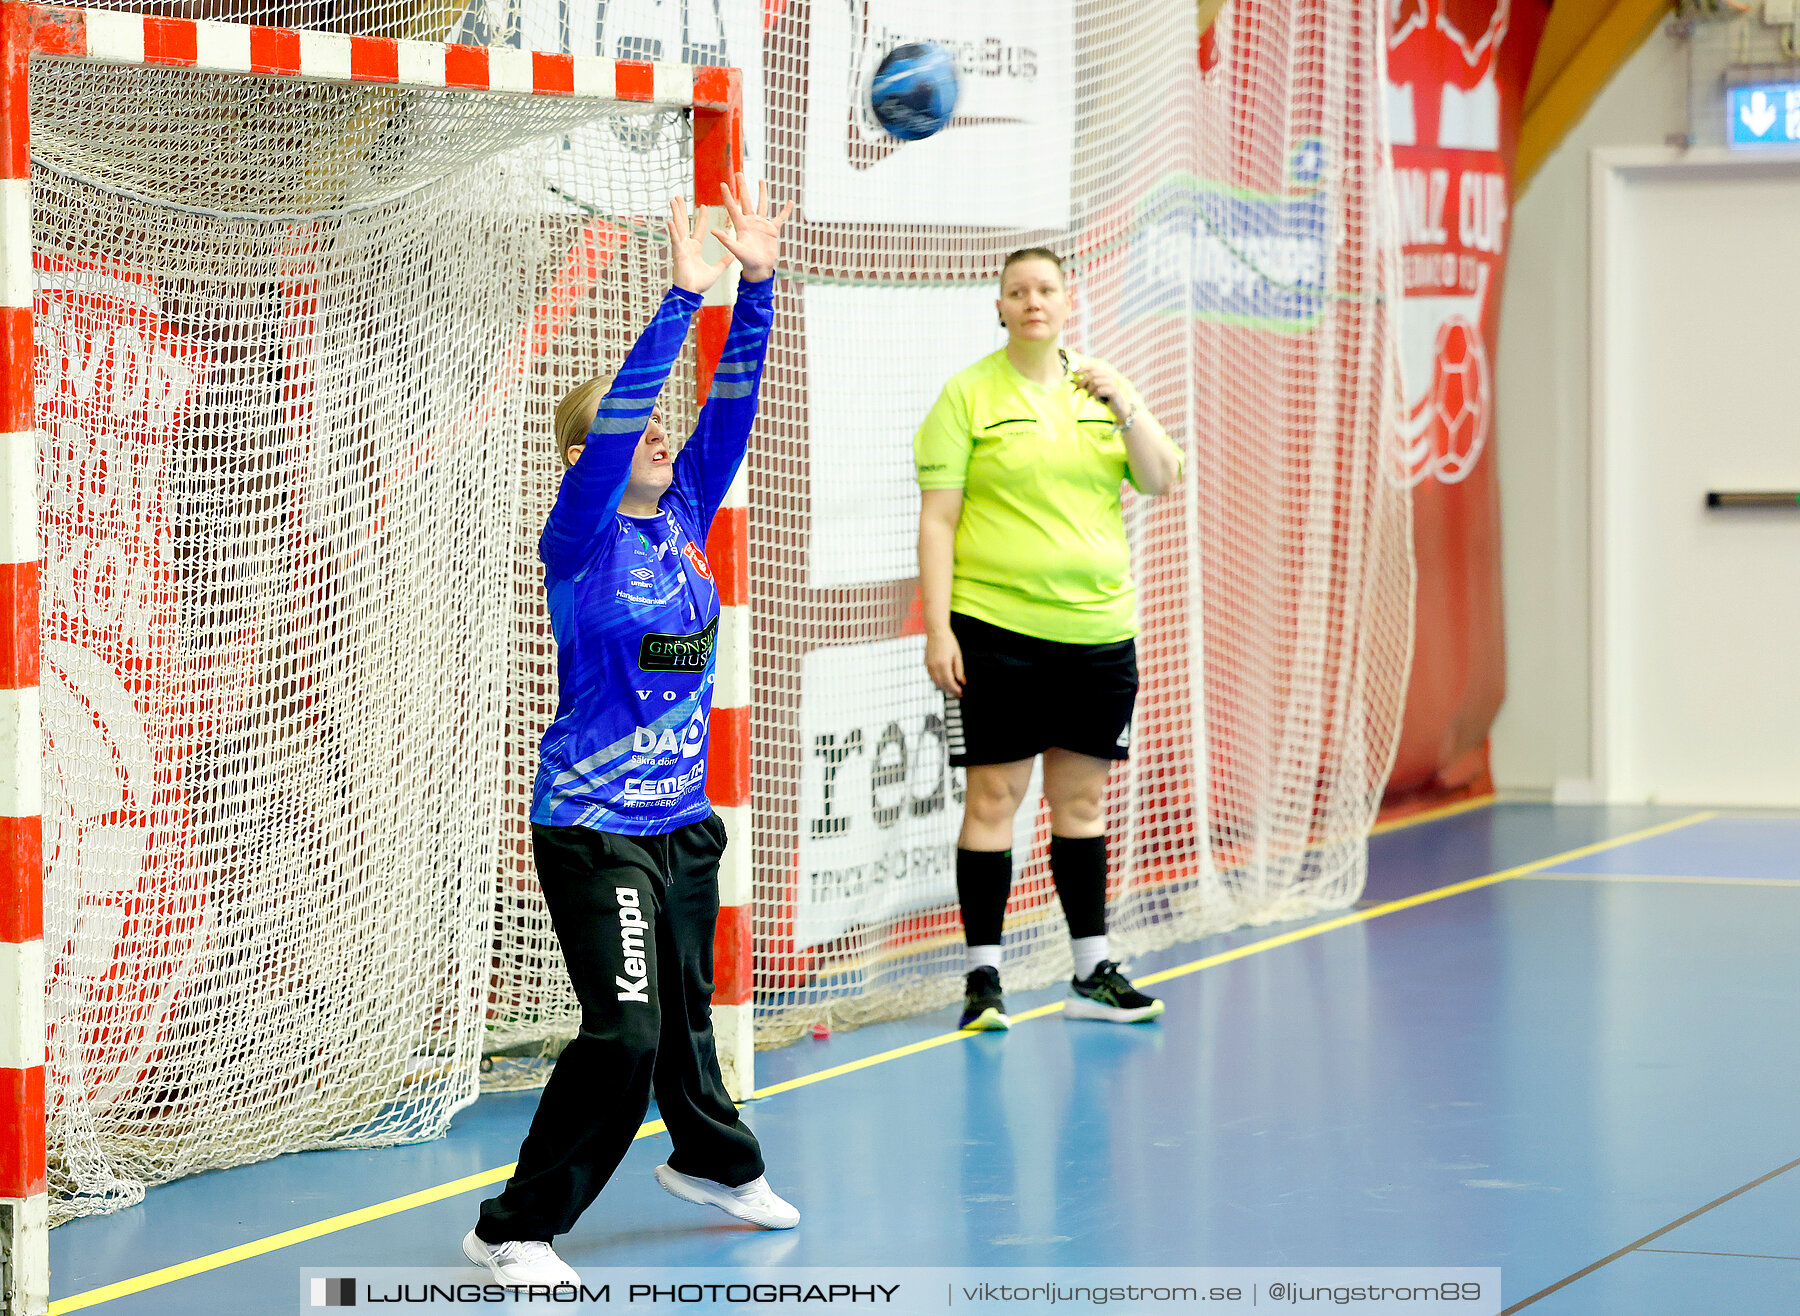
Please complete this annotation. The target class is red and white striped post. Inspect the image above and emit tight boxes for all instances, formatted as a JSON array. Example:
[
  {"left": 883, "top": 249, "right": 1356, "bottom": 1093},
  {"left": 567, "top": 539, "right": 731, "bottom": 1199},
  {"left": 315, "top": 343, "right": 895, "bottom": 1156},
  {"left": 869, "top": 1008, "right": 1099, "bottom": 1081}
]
[
  {"left": 691, "top": 72, "right": 755, "bottom": 1103},
  {"left": 0, "top": 5, "right": 46, "bottom": 1311}
]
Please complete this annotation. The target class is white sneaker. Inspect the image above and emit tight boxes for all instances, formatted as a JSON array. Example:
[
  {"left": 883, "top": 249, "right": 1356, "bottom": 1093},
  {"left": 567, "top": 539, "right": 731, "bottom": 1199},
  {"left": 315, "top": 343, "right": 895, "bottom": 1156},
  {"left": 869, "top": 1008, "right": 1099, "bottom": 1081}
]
[
  {"left": 654, "top": 1163, "right": 800, "bottom": 1229},
  {"left": 461, "top": 1229, "right": 581, "bottom": 1286}
]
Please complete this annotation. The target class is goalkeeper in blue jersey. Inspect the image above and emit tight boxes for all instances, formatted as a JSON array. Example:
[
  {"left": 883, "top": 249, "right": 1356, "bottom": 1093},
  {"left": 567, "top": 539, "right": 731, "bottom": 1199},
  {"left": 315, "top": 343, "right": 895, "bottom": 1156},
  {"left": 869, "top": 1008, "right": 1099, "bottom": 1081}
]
[{"left": 464, "top": 179, "right": 795, "bottom": 1288}]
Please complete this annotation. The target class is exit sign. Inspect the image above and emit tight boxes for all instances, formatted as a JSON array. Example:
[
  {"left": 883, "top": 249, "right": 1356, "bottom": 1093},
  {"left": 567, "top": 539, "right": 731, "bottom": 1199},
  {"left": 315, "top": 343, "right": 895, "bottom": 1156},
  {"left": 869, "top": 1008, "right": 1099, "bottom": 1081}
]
[{"left": 1728, "top": 82, "right": 1800, "bottom": 148}]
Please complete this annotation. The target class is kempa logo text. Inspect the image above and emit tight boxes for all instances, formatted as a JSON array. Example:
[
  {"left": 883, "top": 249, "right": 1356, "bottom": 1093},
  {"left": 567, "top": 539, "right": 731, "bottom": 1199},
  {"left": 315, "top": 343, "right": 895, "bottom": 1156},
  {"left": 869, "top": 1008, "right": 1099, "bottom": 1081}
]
[{"left": 616, "top": 887, "right": 650, "bottom": 1002}]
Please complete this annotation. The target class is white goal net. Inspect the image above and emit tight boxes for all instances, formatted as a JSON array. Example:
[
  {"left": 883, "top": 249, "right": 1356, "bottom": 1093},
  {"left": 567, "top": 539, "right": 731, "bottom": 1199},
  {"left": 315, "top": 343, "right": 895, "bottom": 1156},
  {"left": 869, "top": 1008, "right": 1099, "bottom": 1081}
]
[
  {"left": 33, "top": 38, "right": 697, "bottom": 1220},
  {"left": 747, "top": 0, "right": 1411, "bottom": 1043},
  {"left": 30, "top": 0, "right": 1409, "bottom": 1225}
]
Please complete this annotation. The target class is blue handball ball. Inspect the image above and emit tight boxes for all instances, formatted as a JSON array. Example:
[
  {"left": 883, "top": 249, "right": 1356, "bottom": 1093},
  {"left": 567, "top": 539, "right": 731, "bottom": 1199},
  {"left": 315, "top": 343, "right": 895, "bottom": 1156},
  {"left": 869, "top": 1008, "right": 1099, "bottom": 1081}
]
[{"left": 869, "top": 42, "right": 961, "bottom": 142}]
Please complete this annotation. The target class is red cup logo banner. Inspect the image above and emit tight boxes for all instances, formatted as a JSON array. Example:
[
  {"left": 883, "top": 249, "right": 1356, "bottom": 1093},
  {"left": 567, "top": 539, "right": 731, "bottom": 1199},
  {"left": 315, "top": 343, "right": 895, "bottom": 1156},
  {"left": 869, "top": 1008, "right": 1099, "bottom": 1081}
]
[
  {"left": 1389, "top": 0, "right": 1513, "bottom": 488},
  {"left": 36, "top": 255, "right": 233, "bottom": 1116},
  {"left": 1382, "top": 0, "right": 1549, "bottom": 800}
]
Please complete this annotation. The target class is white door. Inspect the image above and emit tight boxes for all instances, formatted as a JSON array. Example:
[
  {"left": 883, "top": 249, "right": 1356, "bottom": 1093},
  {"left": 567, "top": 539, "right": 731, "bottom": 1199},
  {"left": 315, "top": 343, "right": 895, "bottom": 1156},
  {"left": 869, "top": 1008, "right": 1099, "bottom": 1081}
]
[{"left": 1594, "top": 152, "right": 1800, "bottom": 806}]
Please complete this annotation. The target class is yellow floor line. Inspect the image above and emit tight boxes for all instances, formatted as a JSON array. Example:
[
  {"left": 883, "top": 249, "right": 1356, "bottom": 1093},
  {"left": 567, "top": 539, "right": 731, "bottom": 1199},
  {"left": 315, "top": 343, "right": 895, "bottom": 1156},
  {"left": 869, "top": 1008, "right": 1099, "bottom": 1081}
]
[
  {"left": 1518, "top": 871, "right": 1796, "bottom": 888},
  {"left": 47, "top": 1119, "right": 666, "bottom": 1315},
  {"left": 788, "top": 793, "right": 1510, "bottom": 983},
  {"left": 52, "top": 809, "right": 1717, "bottom": 1312},
  {"left": 1133, "top": 812, "right": 1717, "bottom": 989},
  {"left": 1369, "top": 793, "right": 1497, "bottom": 835}
]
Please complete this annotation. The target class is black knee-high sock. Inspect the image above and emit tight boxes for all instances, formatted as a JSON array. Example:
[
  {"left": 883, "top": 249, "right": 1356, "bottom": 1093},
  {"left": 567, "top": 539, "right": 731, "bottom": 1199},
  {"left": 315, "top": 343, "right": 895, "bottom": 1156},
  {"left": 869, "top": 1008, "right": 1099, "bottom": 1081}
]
[
  {"left": 1049, "top": 834, "right": 1108, "bottom": 940},
  {"left": 956, "top": 847, "right": 1013, "bottom": 948}
]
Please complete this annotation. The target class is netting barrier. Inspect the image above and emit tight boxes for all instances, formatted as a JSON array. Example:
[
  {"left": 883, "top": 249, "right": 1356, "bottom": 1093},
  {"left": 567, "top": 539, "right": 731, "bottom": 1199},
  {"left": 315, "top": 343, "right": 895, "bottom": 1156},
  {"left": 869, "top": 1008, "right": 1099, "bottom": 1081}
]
[
  {"left": 747, "top": 0, "right": 1411, "bottom": 1043},
  {"left": 24, "top": 10, "right": 710, "bottom": 1222},
  {"left": 15, "top": 0, "right": 1411, "bottom": 1239}
]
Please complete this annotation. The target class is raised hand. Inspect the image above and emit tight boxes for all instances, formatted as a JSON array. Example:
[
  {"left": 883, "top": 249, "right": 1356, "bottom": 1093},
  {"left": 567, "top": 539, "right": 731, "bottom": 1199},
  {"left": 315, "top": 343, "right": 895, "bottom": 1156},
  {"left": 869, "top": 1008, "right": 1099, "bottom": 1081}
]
[
  {"left": 667, "top": 195, "right": 734, "bottom": 295},
  {"left": 712, "top": 173, "right": 794, "bottom": 283}
]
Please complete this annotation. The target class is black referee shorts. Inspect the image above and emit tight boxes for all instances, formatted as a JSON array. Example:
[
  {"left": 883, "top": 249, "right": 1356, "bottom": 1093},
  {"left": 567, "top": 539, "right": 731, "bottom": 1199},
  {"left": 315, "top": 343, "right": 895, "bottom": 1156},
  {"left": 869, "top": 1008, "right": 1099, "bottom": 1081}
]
[{"left": 944, "top": 612, "right": 1138, "bottom": 767}]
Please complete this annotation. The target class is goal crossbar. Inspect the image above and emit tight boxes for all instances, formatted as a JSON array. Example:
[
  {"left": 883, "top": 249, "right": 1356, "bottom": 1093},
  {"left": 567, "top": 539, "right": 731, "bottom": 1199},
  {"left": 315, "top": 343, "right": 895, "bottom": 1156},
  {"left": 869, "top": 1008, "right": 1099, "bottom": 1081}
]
[{"left": 13, "top": 4, "right": 740, "bottom": 107}]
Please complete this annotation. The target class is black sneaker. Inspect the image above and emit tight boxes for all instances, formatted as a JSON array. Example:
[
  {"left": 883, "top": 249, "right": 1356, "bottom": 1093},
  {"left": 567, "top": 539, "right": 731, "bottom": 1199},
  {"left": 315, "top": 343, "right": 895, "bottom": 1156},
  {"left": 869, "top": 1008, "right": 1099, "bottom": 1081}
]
[
  {"left": 959, "top": 966, "right": 1010, "bottom": 1030},
  {"left": 1067, "top": 960, "right": 1164, "bottom": 1023}
]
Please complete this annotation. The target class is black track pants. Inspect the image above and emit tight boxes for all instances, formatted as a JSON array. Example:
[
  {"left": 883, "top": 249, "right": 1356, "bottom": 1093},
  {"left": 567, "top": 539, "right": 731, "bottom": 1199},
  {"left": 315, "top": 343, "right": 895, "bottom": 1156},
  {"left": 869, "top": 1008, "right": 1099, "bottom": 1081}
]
[{"left": 476, "top": 815, "right": 763, "bottom": 1243}]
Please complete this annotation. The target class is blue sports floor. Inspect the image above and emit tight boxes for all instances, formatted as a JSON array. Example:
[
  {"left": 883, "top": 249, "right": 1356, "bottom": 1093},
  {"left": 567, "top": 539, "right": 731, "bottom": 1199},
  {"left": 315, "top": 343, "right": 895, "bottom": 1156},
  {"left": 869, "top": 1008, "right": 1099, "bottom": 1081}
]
[{"left": 46, "top": 803, "right": 1800, "bottom": 1314}]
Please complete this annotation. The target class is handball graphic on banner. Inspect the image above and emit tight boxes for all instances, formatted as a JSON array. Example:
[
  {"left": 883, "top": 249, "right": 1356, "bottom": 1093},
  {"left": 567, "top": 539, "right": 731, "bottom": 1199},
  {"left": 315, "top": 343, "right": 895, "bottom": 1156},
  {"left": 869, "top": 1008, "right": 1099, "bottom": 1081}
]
[
  {"left": 804, "top": 0, "right": 1074, "bottom": 227},
  {"left": 796, "top": 637, "right": 1039, "bottom": 951},
  {"left": 1383, "top": 0, "right": 1548, "bottom": 800},
  {"left": 1388, "top": 0, "right": 1512, "bottom": 487}
]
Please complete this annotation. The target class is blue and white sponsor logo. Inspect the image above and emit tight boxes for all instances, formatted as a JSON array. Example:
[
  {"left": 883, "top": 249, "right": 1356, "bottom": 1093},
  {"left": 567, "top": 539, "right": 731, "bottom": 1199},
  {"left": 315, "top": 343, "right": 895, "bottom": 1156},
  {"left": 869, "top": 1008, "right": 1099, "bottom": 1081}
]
[
  {"left": 631, "top": 706, "right": 710, "bottom": 761},
  {"left": 1123, "top": 141, "right": 1331, "bottom": 333},
  {"left": 621, "top": 760, "right": 707, "bottom": 806}
]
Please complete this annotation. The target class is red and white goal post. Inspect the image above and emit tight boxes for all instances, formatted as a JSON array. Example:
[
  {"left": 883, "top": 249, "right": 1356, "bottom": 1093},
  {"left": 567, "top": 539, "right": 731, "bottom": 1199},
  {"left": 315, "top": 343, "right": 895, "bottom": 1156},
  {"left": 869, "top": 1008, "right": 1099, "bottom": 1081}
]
[{"left": 0, "top": 6, "right": 748, "bottom": 1310}]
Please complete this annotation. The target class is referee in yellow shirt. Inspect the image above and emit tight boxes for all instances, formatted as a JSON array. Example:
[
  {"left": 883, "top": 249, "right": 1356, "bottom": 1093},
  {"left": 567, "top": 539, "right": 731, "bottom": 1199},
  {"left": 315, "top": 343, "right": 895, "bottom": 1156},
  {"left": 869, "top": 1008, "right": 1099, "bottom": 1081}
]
[{"left": 914, "top": 248, "right": 1185, "bottom": 1031}]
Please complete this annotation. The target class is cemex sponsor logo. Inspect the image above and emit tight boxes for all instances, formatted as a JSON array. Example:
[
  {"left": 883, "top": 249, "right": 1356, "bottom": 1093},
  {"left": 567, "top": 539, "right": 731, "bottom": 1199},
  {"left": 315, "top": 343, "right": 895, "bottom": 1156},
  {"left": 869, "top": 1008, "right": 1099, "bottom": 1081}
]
[
  {"left": 622, "top": 761, "right": 709, "bottom": 806},
  {"left": 310, "top": 1277, "right": 356, "bottom": 1306},
  {"left": 1123, "top": 143, "right": 1330, "bottom": 332},
  {"left": 616, "top": 887, "right": 650, "bottom": 1002},
  {"left": 639, "top": 616, "right": 717, "bottom": 673}
]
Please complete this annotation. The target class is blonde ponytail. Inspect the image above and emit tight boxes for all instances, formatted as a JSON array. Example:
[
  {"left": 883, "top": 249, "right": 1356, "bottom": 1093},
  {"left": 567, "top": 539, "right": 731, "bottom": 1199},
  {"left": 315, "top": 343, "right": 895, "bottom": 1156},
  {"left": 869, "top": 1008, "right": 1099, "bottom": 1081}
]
[{"left": 552, "top": 377, "right": 612, "bottom": 467}]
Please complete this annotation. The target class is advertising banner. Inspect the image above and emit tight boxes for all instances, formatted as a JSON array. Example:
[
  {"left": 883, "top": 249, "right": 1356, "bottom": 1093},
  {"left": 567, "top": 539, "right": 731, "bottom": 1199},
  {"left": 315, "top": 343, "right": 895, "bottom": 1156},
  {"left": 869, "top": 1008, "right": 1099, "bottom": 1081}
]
[
  {"left": 795, "top": 636, "right": 1043, "bottom": 951},
  {"left": 36, "top": 255, "right": 228, "bottom": 1115},
  {"left": 805, "top": 282, "right": 1001, "bottom": 589},
  {"left": 1384, "top": 0, "right": 1549, "bottom": 800},
  {"left": 802, "top": 0, "right": 1073, "bottom": 228}
]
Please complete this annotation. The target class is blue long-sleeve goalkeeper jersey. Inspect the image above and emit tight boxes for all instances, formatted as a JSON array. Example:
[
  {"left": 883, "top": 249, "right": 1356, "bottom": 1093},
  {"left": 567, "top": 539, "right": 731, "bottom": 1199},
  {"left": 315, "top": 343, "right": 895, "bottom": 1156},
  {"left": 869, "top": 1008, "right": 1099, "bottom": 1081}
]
[{"left": 531, "top": 277, "right": 772, "bottom": 835}]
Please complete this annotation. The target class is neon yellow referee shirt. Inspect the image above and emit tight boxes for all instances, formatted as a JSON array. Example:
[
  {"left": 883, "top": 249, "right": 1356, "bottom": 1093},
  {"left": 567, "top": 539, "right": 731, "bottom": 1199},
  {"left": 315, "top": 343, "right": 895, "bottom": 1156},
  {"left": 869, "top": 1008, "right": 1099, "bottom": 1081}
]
[{"left": 913, "top": 349, "right": 1180, "bottom": 645}]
